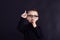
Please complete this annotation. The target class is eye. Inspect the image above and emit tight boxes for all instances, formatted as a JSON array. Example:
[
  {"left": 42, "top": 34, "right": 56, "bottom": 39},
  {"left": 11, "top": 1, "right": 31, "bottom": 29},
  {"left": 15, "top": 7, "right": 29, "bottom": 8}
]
[
  {"left": 34, "top": 15, "right": 38, "bottom": 17},
  {"left": 27, "top": 15, "right": 38, "bottom": 17},
  {"left": 28, "top": 15, "right": 32, "bottom": 17}
]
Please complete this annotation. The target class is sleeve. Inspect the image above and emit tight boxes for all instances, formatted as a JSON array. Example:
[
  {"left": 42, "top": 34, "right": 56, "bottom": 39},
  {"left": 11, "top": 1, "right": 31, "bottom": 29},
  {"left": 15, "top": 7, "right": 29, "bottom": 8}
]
[
  {"left": 17, "top": 17, "right": 28, "bottom": 33},
  {"left": 34, "top": 26, "right": 40, "bottom": 32}
]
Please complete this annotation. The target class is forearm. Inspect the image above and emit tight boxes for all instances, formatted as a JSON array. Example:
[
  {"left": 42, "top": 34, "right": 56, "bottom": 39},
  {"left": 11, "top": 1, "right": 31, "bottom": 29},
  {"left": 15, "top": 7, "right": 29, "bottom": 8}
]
[{"left": 17, "top": 17, "right": 29, "bottom": 33}]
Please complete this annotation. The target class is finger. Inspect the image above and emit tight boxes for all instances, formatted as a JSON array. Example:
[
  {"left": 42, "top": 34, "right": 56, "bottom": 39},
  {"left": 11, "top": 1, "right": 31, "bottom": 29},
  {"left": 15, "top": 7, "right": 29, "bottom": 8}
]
[{"left": 24, "top": 10, "right": 26, "bottom": 13}]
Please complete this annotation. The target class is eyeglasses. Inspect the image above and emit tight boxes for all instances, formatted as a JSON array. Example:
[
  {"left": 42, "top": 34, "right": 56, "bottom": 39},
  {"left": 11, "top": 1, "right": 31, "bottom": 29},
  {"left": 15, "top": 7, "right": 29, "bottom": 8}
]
[{"left": 27, "top": 15, "right": 38, "bottom": 18}]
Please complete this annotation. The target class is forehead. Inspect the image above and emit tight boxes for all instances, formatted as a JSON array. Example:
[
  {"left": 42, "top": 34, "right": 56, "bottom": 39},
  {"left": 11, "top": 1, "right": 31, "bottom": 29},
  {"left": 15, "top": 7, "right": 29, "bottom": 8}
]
[{"left": 27, "top": 11, "right": 38, "bottom": 15}]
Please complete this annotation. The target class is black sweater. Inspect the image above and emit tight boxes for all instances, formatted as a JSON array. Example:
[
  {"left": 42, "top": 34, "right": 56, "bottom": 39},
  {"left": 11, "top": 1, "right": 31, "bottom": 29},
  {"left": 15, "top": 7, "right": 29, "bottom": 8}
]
[{"left": 17, "top": 17, "right": 42, "bottom": 40}]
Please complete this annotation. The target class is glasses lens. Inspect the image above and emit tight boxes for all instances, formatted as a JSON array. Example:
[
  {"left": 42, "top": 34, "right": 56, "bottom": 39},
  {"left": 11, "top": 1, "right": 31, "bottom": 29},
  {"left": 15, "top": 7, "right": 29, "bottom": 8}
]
[{"left": 28, "top": 15, "right": 38, "bottom": 17}]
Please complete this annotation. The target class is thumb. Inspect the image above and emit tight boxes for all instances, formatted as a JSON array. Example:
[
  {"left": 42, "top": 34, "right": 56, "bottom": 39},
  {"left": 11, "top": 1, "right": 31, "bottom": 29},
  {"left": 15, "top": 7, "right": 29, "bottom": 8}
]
[{"left": 24, "top": 10, "right": 26, "bottom": 13}]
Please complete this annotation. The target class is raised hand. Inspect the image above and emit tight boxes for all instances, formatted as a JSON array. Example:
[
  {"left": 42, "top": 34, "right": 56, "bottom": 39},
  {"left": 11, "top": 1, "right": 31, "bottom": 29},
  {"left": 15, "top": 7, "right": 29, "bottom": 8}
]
[{"left": 21, "top": 10, "right": 27, "bottom": 18}]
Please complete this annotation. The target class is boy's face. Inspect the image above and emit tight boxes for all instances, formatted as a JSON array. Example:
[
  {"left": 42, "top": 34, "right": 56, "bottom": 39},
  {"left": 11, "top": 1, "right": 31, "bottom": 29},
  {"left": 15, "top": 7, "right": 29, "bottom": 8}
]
[{"left": 26, "top": 11, "right": 39, "bottom": 23}]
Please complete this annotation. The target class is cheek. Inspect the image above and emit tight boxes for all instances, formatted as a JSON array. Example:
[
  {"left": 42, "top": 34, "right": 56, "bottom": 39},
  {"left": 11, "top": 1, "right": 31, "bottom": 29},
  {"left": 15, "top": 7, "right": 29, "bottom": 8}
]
[
  {"left": 34, "top": 17, "right": 39, "bottom": 21},
  {"left": 27, "top": 17, "right": 31, "bottom": 21}
]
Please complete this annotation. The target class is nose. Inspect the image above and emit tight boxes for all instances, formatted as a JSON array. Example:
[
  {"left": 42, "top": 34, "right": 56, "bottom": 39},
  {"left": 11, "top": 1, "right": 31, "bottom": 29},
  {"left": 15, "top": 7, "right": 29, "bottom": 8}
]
[
  {"left": 31, "top": 18, "right": 35, "bottom": 21},
  {"left": 31, "top": 19, "right": 34, "bottom": 22},
  {"left": 31, "top": 17, "right": 34, "bottom": 19},
  {"left": 31, "top": 18, "right": 33, "bottom": 20}
]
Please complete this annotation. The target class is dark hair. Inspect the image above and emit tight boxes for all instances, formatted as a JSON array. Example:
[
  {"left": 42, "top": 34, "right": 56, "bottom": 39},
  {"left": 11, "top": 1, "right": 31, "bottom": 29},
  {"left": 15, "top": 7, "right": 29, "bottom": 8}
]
[{"left": 26, "top": 8, "right": 39, "bottom": 13}]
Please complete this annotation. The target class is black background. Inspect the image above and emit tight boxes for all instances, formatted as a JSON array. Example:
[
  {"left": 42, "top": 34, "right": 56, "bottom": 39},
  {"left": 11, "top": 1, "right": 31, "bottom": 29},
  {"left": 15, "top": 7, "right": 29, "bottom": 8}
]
[{"left": 0, "top": 0, "right": 60, "bottom": 40}]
